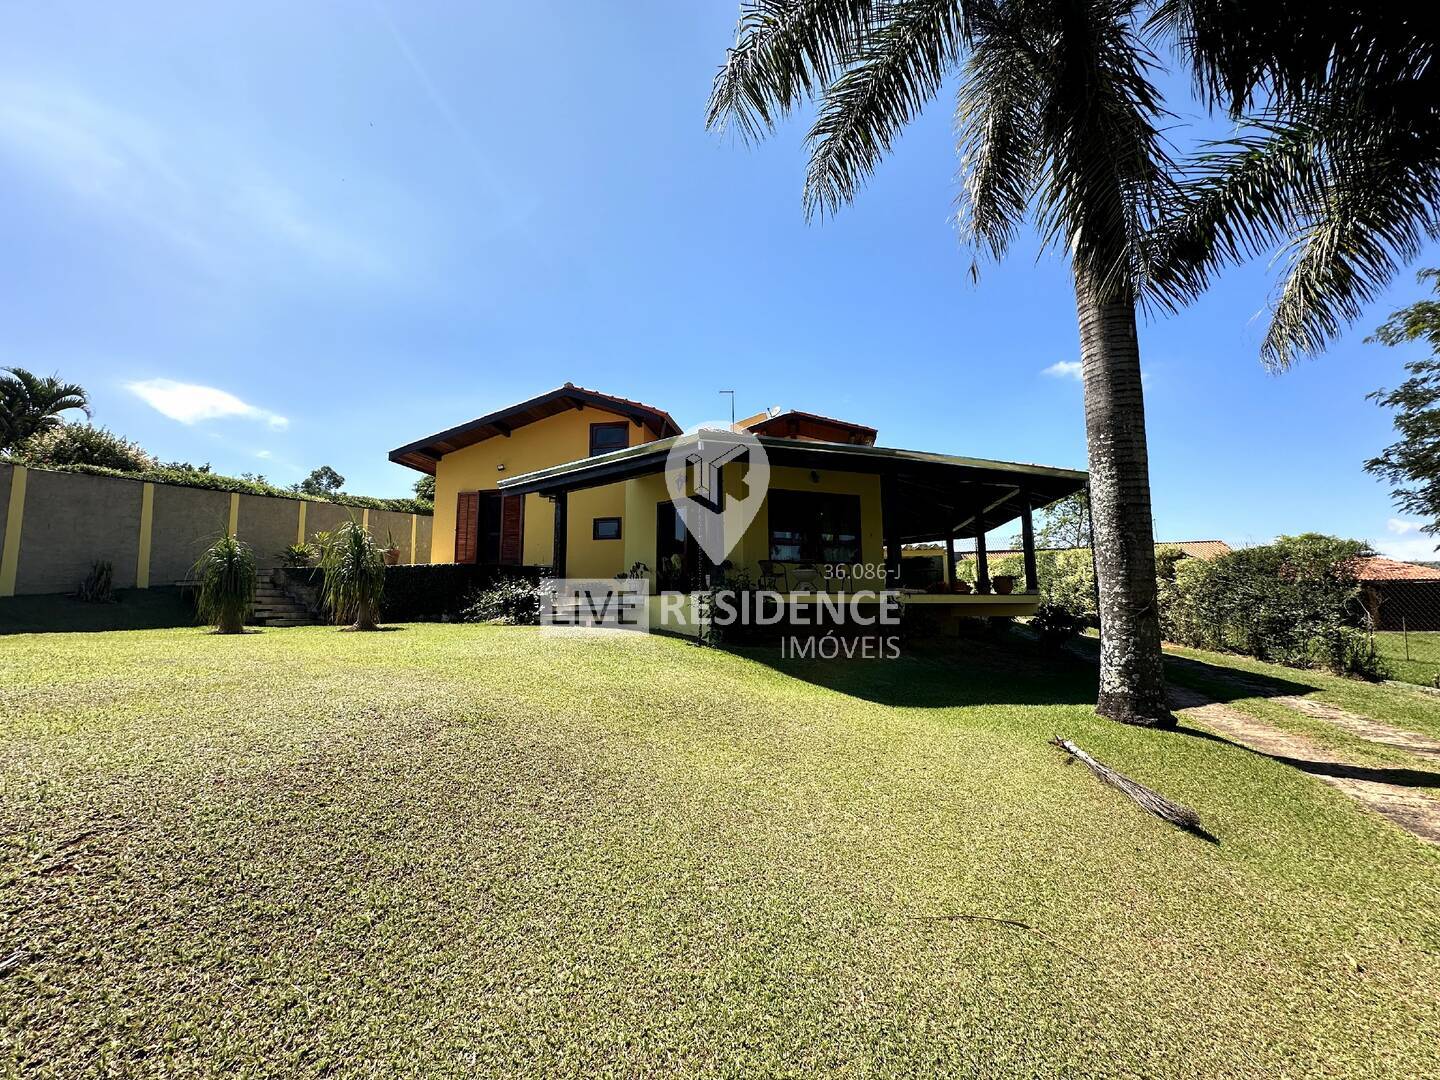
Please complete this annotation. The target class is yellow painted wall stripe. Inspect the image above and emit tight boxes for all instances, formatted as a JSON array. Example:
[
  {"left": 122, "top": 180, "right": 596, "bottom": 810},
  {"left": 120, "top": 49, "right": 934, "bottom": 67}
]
[
  {"left": 135, "top": 483, "right": 154, "bottom": 589},
  {"left": 297, "top": 501, "right": 307, "bottom": 545},
  {"left": 228, "top": 492, "right": 239, "bottom": 537},
  {"left": 362, "top": 507, "right": 370, "bottom": 531},
  {"left": 410, "top": 513, "right": 418, "bottom": 565},
  {"left": 0, "top": 466, "right": 27, "bottom": 597}
]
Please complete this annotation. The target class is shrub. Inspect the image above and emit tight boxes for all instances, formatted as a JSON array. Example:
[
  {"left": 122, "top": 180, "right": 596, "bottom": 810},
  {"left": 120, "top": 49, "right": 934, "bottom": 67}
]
[
  {"left": 1310, "top": 626, "right": 1391, "bottom": 681},
  {"left": 75, "top": 560, "right": 115, "bottom": 603},
  {"left": 459, "top": 576, "right": 545, "bottom": 625},
  {"left": 193, "top": 535, "right": 256, "bottom": 633},
  {"left": 279, "top": 542, "right": 315, "bottom": 568},
  {"left": 370, "top": 564, "right": 540, "bottom": 621},
  {"left": 1031, "top": 602, "right": 1086, "bottom": 650},
  {"left": 20, "top": 422, "right": 157, "bottom": 472},
  {"left": 1165, "top": 534, "right": 1377, "bottom": 675},
  {"left": 317, "top": 520, "right": 387, "bottom": 630}
]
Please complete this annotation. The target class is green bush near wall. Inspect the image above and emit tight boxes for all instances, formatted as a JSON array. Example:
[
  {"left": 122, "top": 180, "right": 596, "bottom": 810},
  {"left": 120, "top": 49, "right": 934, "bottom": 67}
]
[{"left": 285, "top": 564, "right": 545, "bottom": 622}]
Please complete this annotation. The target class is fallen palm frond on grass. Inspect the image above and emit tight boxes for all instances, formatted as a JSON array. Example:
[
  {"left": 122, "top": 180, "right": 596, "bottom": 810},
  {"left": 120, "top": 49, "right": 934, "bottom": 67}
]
[{"left": 1051, "top": 737, "right": 1210, "bottom": 837}]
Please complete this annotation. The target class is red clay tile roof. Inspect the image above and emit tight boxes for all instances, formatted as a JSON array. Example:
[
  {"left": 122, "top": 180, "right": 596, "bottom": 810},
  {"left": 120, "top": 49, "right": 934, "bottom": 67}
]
[
  {"left": 1355, "top": 556, "right": 1440, "bottom": 582},
  {"left": 1162, "top": 540, "right": 1233, "bottom": 560},
  {"left": 389, "top": 383, "right": 680, "bottom": 473}
]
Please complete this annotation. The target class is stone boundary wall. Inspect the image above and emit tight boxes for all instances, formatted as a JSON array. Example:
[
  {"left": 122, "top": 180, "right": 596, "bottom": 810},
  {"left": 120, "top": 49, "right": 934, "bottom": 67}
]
[{"left": 0, "top": 463, "right": 433, "bottom": 597}]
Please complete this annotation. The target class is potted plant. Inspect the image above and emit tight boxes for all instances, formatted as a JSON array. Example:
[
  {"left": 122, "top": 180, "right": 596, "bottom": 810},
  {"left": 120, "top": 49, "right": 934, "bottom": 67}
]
[
  {"left": 382, "top": 530, "right": 402, "bottom": 566},
  {"left": 992, "top": 574, "right": 1017, "bottom": 595},
  {"left": 952, "top": 580, "right": 973, "bottom": 595}
]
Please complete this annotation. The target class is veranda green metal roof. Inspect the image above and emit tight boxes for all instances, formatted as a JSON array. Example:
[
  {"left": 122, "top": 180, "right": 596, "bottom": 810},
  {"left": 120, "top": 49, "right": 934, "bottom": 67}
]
[{"left": 498, "top": 435, "right": 1087, "bottom": 543}]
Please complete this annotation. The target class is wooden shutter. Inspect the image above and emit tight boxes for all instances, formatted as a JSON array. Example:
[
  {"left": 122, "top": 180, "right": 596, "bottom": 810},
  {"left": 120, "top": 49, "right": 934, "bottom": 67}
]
[
  {"left": 499, "top": 494, "right": 525, "bottom": 566},
  {"left": 455, "top": 491, "right": 480, "bottom": 564}
]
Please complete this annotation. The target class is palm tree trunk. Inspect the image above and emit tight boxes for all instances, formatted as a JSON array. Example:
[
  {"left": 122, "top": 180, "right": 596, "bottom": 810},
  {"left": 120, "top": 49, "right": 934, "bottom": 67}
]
[{"left": 1074, "top": 269, "right": 1174, "bottom": 728}]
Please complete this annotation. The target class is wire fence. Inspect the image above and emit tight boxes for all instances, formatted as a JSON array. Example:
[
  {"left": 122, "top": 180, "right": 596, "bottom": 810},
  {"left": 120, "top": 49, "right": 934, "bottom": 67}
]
[{"left": 1363, "top": 582, "right": 1440, "bottom": 687}]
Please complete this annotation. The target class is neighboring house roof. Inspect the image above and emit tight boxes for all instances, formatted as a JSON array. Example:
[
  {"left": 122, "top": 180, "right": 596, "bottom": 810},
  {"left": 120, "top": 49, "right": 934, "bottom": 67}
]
[
  {"left": 962, "top": 540, "right": 1233, "bottom": 560},
  {"left": 741, "top": 409, "right": 878, "bottom": 446},
  {"left": 389, "top": 383, "right": 681, "bottom": 474},
  {"left": 1355, "top": 556, "right": 1440, "bottom": 583}
]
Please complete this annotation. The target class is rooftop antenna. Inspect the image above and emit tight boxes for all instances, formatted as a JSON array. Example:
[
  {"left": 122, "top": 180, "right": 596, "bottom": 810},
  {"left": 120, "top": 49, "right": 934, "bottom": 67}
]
[{"left": 719, "top": 389, "right": 735, "bottom": 429}]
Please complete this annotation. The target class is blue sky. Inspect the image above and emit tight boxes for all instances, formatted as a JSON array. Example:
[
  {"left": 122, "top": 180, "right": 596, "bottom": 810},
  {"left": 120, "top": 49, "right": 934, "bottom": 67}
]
[{"left": 1, "top": 1, "right": 1436, "bottom": 559}]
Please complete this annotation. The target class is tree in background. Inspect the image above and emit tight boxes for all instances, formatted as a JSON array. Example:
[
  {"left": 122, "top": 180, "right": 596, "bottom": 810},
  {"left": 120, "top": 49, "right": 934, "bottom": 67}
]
[
  {"left": 708, "top": 0, "right": 1178, "bottom": 726},
  {"left": 293, "top": 465, "right": 345, "bottom": 497},
  {"left": 1013, "top": 490, "right": 1092, "bottom": 550},
  {"left": 1365, "top": 269, "right": 1440, "bottom": 544},
  {"left": 0, "top": 368, "right": 90, "bottom": 451},
  {"left": 18, "top": 422, "right": 157, "bottom": 472},
  {"left": 413, "top": 474, "right": 435, "bottom": 502}
]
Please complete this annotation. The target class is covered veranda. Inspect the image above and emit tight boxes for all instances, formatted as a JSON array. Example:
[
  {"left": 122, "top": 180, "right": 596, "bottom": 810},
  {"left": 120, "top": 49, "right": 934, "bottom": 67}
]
[{"left": 498, "top": 434, "right": 1088, "bottom": 606}]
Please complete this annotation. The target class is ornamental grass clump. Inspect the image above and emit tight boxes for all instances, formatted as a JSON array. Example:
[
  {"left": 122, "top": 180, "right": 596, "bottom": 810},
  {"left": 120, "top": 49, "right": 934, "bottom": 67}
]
[
  {"left": 193, "top": 534, "right": 256, "bottom": 634},
  {"left": 318, "top": 519, "right": 386, "bottom": 630}
]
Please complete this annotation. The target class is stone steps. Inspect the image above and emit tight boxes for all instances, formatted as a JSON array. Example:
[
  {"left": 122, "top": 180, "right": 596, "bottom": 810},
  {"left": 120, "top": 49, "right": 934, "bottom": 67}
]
[{"left": 175, "top": 575, "right": 320, "bottom": 627}]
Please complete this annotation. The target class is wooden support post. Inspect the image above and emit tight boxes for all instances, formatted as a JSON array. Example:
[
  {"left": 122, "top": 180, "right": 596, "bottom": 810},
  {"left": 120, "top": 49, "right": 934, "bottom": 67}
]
[
  {"left": 1020, "top": 491, "right": 1038, "bottom": 593},
  {"left": 974, "top": 520, "right": 991, "bottom": 595},
  {"left": 882, "top": 473, "right": 901, "bottom": 587},
  {"left": 551, "top": 491, "right": 568, "bottom": 577}
]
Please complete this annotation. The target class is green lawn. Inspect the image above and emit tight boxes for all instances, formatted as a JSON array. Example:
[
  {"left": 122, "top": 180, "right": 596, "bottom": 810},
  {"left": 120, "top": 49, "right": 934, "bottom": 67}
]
[
  {"left": 1375, "top": 630, "right": 1440, "bottom": 687},
  {"left": 2, "top": 625, "right": 1439, "bottom": 1077}
]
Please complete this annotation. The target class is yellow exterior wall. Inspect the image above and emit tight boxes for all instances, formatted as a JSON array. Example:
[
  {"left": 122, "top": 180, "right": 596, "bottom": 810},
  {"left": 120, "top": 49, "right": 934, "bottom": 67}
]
[{"left": 430, "top": 405, "right": 653, "bottom": 566}]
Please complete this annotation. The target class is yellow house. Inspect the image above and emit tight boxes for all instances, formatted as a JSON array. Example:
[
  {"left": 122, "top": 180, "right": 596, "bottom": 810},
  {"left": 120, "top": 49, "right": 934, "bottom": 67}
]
[{"left": 390, "top": 383, "right": 1087, "bottom": 618}]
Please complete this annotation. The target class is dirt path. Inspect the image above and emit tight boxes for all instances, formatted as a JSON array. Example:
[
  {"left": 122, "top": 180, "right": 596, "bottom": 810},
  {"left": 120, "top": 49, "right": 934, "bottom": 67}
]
[
  {"left": 1168, "top": 685, "right": 1440, "bottom": 845},
  {"left": 1211, "top": 673, "right": 1440, "bottom": 759}
]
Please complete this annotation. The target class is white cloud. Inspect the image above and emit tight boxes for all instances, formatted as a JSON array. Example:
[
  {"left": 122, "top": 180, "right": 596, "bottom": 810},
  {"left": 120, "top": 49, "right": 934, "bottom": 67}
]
[
  {"left": 1372, "top": 536, "right": 1439, "bottom": 562},
  {"left": 127, "top": 379, "right": 288, "bottom": 430},
  {"left": 255, "top": 449, "right": 273, "bottom": 460},
  {"left": 1043, "top": 360, "right": 1083, "bottom": 380},
  {"left": 1387, "top": 517, "right": 1424, "bottom": 535}
]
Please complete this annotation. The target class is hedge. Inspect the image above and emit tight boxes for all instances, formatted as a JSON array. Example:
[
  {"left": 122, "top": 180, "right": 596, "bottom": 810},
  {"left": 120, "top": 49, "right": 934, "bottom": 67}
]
[{"left": 285, "top": 563, "right": 545, "bottom": 622}]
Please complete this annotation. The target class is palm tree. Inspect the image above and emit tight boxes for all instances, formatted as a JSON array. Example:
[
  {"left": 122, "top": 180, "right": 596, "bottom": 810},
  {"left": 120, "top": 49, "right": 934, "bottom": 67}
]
[
  {"left": 1147, "top": 2, "right": 1440, "bottom": 369},
  {"left": 708, "top": 0, "right": 1177, "bottom": 725},
  {"left": 193, "top": 535, "right": 257, "bottom": 634},
  {"left": 0, "top": 368, "right": 90, "bottom": 451},
  {"left": 317, "top": 519, "right": 387, "bottom": 630}
]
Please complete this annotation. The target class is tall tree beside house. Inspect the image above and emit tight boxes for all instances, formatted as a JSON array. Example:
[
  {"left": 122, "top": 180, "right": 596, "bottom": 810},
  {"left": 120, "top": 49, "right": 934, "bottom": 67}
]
[
  {"left": 413, "top": 474, "right": 436, "bottom": 503},
  {"left": 0, "top": 368, "right": 90, "bottom": 452},
  {"left": 707, "top": 0, "right": 1178, "bottom": 725},
  {"left": 1365, "top": 269, "right": 1440, "bottom": 543}
]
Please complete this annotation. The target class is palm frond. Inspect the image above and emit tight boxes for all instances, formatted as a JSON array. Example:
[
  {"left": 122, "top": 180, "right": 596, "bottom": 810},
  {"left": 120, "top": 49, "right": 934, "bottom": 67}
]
[
  {"left": 802, "top": 0, "right": 968, "bottom": 218},
  {"left": 954, "top": 3, "right": 1043, "bottom": 262},
  {"left": 1148, "top": 88, "right": 1440, "bottom": 369},
  {"left": 706, "top": 0, "right": 881, "bottom": 141}
]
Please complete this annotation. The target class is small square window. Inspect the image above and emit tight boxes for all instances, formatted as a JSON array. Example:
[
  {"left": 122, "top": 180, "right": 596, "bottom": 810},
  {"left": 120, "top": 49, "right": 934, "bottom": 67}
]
[
  {"left": 593, "top": 517, "right": 622, "bottom": 541},
  {"left": 589, "top": 422, "right": 629, "bottom": 457}
]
